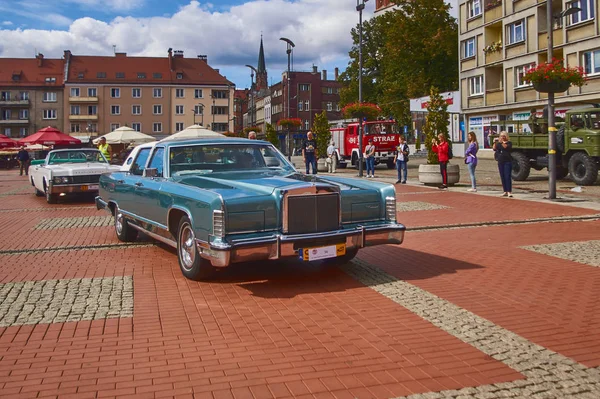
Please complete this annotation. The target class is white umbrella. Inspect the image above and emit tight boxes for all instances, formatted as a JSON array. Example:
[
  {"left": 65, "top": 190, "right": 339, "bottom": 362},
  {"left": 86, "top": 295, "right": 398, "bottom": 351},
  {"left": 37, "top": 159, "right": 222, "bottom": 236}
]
[
  {"left": 93, "top": 126, "right": 155, "bottom": 145},
  {"left": 25, "top": 144, "right": 52, "bottom": 151},
  {"left": 164, "top": 124, "right": 224, "bottom": 140}
]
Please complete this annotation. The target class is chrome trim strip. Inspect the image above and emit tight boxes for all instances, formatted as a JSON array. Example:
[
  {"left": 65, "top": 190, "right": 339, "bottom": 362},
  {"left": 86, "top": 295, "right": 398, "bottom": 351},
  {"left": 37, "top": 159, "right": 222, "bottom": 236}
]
[
  {"left": 95, "top": 196, "right": 108, "bottom": 211},
  {"left": 129, "top": 223, "right": 177, "bottom": 248},
  {"left": 167, "top": 206, "right": 194, "bottom": 232},
  {"left": 281, "top": 186, "right": 341, "bottom": 234},
  {"left": 120, "top": 209, "right": 169, "bottom": 231}
]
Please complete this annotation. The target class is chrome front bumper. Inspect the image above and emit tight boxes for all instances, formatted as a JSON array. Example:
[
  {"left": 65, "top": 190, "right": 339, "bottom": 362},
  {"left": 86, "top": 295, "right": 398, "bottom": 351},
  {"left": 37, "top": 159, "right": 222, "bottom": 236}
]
[
  {"left": 50, "top": 182, "right": 100, "bottom": 194},
  {"left": 196, "top": 224, "right": 405, "bottom": 267}
]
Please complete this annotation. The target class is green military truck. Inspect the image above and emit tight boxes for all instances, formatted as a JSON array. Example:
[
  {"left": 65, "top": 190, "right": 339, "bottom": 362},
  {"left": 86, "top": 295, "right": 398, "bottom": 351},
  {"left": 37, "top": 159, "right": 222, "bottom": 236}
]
[{"left": 490, "top": 106, "right": 600, "bottom": 186}]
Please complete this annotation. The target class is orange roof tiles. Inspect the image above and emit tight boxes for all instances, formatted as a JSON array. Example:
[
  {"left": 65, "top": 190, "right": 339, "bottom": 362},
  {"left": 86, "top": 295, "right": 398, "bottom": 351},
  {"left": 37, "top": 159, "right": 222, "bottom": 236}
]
[{"left": 0, "top": 57, "right": 64, "bottom": 87}]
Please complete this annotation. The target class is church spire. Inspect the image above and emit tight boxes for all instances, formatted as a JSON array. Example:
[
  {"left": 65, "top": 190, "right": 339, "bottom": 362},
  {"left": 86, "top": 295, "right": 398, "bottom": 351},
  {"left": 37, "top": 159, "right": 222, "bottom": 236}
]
[
  {"left": 257, "top": 35, "right": 266, "bottom": 74},
  {"left": 255, "top": 34, "right": 268, "bottom": 91}
]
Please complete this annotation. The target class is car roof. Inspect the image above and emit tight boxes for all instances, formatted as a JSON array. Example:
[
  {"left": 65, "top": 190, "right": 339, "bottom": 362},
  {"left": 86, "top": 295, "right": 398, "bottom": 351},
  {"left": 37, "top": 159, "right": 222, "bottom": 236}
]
[
  {"left": 49, "top": 148, "right": 100, "bottom": 153},
  {"left": 157, "top": 138, "right": 270, "bottom": 147}
]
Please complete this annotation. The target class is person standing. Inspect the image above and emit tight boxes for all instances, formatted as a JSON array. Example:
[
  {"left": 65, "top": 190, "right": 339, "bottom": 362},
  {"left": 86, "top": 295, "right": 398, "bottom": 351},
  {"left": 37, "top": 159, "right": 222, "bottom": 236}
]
[
  {"left": 17, "top": 146, "right": 30, "bottom": 176},
  {"left": 302, "top": 131, "right": 318, "bottom": 175},
  {"left": 97, "top": 137, "right": 112, "bottom": 162},
  {"left": 465, "top": 132, "right": 479, "bottom": 192},
  {"left": 493, "top": 131, "right": 513, "bottom": 197},
  {"left": 326, "top": 141, "right": 337, "bottom": 173},
  {"left": 431, "top": 133, "right": 450, "bottom": 189},
  {"left": 393, "top": 135, "right": 409, "bottom": 184},
  {"left": 248, "top": 131, "right": 257, "bottom": 140},
  {"left": 365, "top": 138, "right": 376, "bottom": 178}
]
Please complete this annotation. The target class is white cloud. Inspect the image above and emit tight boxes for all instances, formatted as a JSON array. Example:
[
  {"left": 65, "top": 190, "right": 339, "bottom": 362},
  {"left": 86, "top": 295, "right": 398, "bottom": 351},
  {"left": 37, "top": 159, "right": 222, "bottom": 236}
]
[
  {"left": 64, "top": 0, "right": 146, "bottom": 12},
  {"left": 1, "top": 21, "right": 14, "bottom": 26}
]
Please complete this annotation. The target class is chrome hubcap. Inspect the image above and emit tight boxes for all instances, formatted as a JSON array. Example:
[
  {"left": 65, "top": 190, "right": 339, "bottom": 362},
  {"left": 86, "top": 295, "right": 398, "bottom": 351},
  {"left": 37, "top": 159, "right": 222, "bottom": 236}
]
[
  {"left": 115, "top": 211, "right": 124, "bottom": 235},
  {"left": 179, "top": 224, "right": 196, "bottom": 271}
]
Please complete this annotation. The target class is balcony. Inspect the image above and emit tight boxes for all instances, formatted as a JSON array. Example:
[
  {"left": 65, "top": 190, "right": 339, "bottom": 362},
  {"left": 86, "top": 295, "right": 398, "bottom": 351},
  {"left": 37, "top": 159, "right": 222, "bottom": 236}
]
[
  {"left": 0, "top": 99, "right": 30, "bottom": 106},
  {"left": 69, "top": 96, "right": 98, "bottom": 103},
  {"left": 0, "top": 118, "right": 29, "bottom": 125},
  {"left": 69, "top": 114, "right": 98, "bottom": 121}
]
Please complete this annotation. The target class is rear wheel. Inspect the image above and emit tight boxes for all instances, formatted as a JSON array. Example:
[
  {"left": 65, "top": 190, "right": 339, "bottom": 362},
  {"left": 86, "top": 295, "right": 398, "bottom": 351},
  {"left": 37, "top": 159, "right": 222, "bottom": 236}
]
[
  {"left": 511, "top": 152, "right": 531, "bottom": 181},
  {"left": 177, "top": 216, "right": 216, "bottom": 280},
  {"left": 114, "top": 206, "right": 138, "bottom": 242},
  {"left": 568, "top": 152, "right": 599, "bottom": 186}
]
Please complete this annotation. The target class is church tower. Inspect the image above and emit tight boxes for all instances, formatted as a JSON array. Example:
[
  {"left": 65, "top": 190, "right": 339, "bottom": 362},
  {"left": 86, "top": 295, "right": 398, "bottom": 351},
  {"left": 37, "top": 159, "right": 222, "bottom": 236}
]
[{"left": 255, "top": 36, "right": 268, "bottom": 92}]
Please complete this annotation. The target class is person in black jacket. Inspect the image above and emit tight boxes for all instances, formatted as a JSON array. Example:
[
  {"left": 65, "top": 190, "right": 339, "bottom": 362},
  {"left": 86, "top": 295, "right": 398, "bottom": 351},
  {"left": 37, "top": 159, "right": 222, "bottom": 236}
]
[
  {"left": 17, "top": 146, "right": 30, "bottom": 176},
  {"left": 493, "top": 131, "right": 513, "bottom": 197}
]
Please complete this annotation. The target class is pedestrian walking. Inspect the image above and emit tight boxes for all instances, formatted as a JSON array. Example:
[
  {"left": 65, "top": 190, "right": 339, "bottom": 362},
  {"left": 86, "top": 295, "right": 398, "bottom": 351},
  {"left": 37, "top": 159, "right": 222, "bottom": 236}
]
[
  {"left": 365, "top": 138, "right": 376, "bottom": 178},
  {"left": 465, "top": 131, "right": 479, "bottom": 192},
  {"left": 326, "top": 141, "right": 336, "bottom": 173},
  {"left": 394, "top": 135, "right": 409, "bottom": 184},
  {"left": 493, "top": 131, "right": 513, "bottom": 197},
  {"left": 17, "top": 146, "right": 30, "bottom": 176},
  {"left": 431, "top": 133, "right": 450, "bottom": 189},
  {"left": 302, "top": 131, "right": 318, "bottom": 175}
]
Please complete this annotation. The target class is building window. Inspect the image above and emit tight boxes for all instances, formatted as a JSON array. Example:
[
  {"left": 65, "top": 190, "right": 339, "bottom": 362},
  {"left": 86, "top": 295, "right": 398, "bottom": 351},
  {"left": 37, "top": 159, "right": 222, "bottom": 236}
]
[
  {"left": 3, "top": 127, "right": 10, "bottom": 136},
  {"left": 326, "top": 87, "right": 333, "bottom": 94},
  {"left": 137, "top": 72, "right": 146, "bottom": 79},
  {"left": 515, "top": 63, "right": 535, "bottom": 88},
  {"left": 19, "top": 109, "right": 28, "bottom": 119},
  {"left": 153, "top": 88, "right": 162, "bottom": 98},
  {"left": 0, "top": 91, "right": 10, "bottom": 100},
  {"left": 153, "top": 105, "right": 162, "bottom": 115},
  {"left": 175, "top": 122, "right": 184, "bottom": 132},
  {"left": 43, "top": 109, "right": 57, "bottom": 119},
  {"left": 132, "top": 105, "right": 142, "bottom": 115},
  {"left": 70, "top": 124, "right": 80, "bottom": 133},
  {"left": 87, "top": 123, "right": 97, "bottom": 133},
  {"left": 45, "top": 77, "right": 56, "bottom": 83},
  {"left": 88, "top": 87, "right": 97, "bottom": 97},
  {"left": 1, "top": 109, "right": 11, "bottom": 120},
  {"left": 97, "top": 72, "right": 106, "bottom": 79},
  {"left": 110, "top": 123, "right": 120, "bottom": 131},
  {"left": 568, "top": 0, "right": 595, "bottom": 25},
  {"left": 304, "top": 101, "right": 310, "bottom": 111},
  {"left": 506, "top": 20, "right": 525, "bottom": 45},
  {"left": 211, "top": 106, "right": 227, "bottom": 115},
  {"left": 583, "top": 49, "right": 600, "bottom": 76},
  {"left": 176, "top": 73, "right": 183, "bottom": 79},
  {"left": 467, "top": 0, "right": 481, "bottom": 18},
  {"left": 304, "top": 120, "right": 310, "bottom": 130},
  {"left": 194, "top": 89, "right": 203, "bottom": 98},
  {"left": 299, "top": 84, "right": 310, "bottom": 91},
  {"left": 19, "top": 127, "right": 27, "bottom": 137},
  {"left": 336, "top": 104, "right": 341, "bottom": 111},
  {"left": 462, "top": 38, "right": 476, "bottom": 59},
  {"left": 298, "top": 102, "right": 303, "bottom": 111},
  {"left": 132, "top": 88, "right": 141, "bottom": 98},
  {"left": 132, "top": 123, "right": 141, "bottom": 132},
  {"left": 70, "top": 105, "right": 80, "bottom": 115},
  {"left": 20, "top": 91, "right": 29, "bottom": 100},
  {"left": 111, "top": 88, "right": 120, "bottom": 98},
  {"left": 88, "top": 105, "right": 97, "bottom": 115},
  {"left": 194, "top": 105, "right": 204, "bottom": 115},
  {"left": 70, "top": 88, "right": 80, "bottom": 97},
  {"left": 212, "top": 123, "right": 228, "bottom": 132},
  {"left": 176, "top": 105, "right": 184, "bottom": 115},
  {"left": 111, "top": 105, "right": 121, "bottom": 115},
  {"left": 153, "top": 123, "right": 162, "bottom": 132},
  {"left": 327, "top": 102, "right": 333, "bottom": 111},
  {"left": 116, "top": 72, "right": 125, "bottom": 79},
  {"left": 212, "top": 90, "right": 228, "bottom": 99},
  {"left": 468, "top": 75, "right": 484, "bottom": 96},
  {"left": 42, "top": 92, "right": 57, "bottom": 102},
  {"left": 153, "top": 72, "right": 162, "bottom": 79},
  {"left": 176, "top": 88, "right": 185, "bottom": 98}
]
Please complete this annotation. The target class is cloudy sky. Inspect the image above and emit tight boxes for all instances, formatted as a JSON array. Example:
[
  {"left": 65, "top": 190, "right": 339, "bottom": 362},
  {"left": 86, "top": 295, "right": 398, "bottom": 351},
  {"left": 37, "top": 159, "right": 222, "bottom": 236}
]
[{"left": 0, "top": 0, "right": 457, "bottom": 88}]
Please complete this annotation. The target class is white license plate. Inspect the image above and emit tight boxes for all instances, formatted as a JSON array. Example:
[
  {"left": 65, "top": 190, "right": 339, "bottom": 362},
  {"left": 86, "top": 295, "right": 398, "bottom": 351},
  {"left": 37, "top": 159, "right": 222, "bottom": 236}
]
[
  {"left": 299, "top": 244, "right": 346, "bottom": 261},
  {"left": 81, "top": 184, "right": 99, "bottom": 191}
]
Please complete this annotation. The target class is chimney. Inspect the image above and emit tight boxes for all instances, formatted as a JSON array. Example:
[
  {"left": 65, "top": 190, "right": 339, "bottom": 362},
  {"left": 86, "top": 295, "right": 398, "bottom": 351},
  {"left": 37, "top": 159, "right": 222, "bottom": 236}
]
[
  {"left": 115, "top": 52, "right": 127, "bottom": 58},
  {"left": 334, "top": 67, "right": 339, "bottom": 80},
  {"left": 312, "top": 65, "right": 318, "bottom": 74},
  {"left": 197, "top": 55, "right": 207, "bottom": 62},
  {"left": 168, "top": 48, "right": 173, "bottom": 71},
  {"left": 173, "top": 50, "right": 184, "bottom": 58},
  {"left": 36, "top": 53, "right": 44, "bottom": 67},
  {"left": 63, "top": 50, "right": 71, "bottom": 62},
  {"left": 322, "top": 69, "right": 327, "bottom": 81}
]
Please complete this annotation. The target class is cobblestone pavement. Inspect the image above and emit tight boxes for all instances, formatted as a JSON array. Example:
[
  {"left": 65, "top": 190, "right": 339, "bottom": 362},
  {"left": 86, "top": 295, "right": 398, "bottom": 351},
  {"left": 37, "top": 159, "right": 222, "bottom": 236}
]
[{"left": 1, "top": 168, "right": 600, "bottom": 398}]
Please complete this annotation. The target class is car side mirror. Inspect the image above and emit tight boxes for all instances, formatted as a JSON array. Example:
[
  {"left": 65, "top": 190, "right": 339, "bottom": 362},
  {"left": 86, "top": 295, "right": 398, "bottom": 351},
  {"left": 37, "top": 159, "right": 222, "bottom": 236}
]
[{"left": 143, "top": 168, "right": 158, "bottom": 178}]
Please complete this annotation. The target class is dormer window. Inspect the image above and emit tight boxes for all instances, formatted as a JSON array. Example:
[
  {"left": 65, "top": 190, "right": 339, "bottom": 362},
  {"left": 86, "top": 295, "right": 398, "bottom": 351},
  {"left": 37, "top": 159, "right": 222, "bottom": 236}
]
[
  {"left": 137, "top": 72, "right": 146, "bottom": 79},
  {"left": 77, "top": 72, "right": 84, "bottom": 79},
  {"left": 176, "top": 72, "right": 183, "bottom": 79},
  {"left": 45, "top": 77, "right": 57, "bottom": 83},
  {"left": 116, "top": 72, "right": 125, "bottom": 79},
  {"left": 97, "top": 72, "right": 106, "bottom": 78},
  {"left": 153, "top": 72, "right": 162, "bottom": 79}
]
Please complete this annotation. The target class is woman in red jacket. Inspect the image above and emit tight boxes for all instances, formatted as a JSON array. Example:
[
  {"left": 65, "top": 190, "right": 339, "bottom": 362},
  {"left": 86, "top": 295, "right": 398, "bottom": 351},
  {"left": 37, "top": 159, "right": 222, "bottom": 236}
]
[{"left": 431, "top": 133, "right": 449, "bottom": 189}]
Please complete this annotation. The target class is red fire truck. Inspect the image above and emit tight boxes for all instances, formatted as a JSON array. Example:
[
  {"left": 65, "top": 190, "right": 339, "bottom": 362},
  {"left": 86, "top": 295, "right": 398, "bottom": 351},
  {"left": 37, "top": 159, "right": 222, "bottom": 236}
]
[{"left": 330, "top": 120, "right": 401, "bottom": 169}]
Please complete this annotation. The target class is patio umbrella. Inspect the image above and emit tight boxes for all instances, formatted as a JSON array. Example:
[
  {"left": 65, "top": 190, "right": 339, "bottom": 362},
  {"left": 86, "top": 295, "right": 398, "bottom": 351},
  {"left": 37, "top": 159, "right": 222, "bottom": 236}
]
[
  {"left": 92, "top": 126, "right": 155, "bottom": 145},
  {"left": 18, "top": 126, "right": 81, "bottom": 146},
  {"left": 164, "top": 124, "right": 224, "bottom": 140},
  {"left": 24, "top": 144, "right": 51, "bottom": 151},
  {"left": 0, "top": 134, "right": 18, "bottom": 148}
]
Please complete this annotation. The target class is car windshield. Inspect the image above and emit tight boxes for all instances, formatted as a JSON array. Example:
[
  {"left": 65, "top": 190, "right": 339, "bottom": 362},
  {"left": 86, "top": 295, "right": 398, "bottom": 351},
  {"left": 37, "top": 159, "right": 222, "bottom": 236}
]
[
  {"left": 48, "top": 150, "right": 108, "bottom": 165},
  {"left": 170, "top": 143, "right": 294, "bottom": 176}
]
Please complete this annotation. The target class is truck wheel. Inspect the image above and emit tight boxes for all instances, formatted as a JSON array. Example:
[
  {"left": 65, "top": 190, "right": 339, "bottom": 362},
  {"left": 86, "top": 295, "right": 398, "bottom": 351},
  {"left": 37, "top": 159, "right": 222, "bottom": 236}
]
[
  {"left": 556, "top": 125, "right": 566, "bottom": 154},
  {"left": 177, "top": 216, "right": 216, "bottom": 281},
  {"left": 555, "top": 166, "right": 569, "bottom": 180},
  {"left": 568, "top": 152, "right": 599, "bottom": 186},
  {"left": 114, "top": 206, "right": 138, "bottom": 242},
  {"left": 511, "top": 152, "right": 531, "bottom": 181}
]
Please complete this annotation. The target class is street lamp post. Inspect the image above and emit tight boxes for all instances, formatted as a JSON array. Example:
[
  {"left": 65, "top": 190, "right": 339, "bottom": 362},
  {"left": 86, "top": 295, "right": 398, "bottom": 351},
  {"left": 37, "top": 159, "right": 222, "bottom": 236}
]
[
  {"left": 245, "top": 64, "right": 258, "bottom": 130},
  {"left": 356, "top": 0, "right": 369, "bottom": 178},
  {"left": 546, "top": 2, "right": 580, "bottom": 199},
  {"left": 280, "top": 37, "right": 295, "bottom": 161}
]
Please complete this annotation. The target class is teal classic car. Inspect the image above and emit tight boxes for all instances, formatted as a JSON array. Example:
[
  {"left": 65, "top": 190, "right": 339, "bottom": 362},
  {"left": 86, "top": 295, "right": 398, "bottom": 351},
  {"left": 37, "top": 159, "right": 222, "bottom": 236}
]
[{"left": 96, "top": 138, "right": 405, "bottom": 280}]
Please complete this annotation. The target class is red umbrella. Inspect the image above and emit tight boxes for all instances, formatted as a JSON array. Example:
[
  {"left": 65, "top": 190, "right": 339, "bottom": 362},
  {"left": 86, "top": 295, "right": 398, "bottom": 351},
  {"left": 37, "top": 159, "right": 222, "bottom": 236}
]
[
  {"left": 18, "top": 126, "right": 81, "bottom": 146},
  {"left": 0, "top": 134, "right": 18, "bottom": 148}
]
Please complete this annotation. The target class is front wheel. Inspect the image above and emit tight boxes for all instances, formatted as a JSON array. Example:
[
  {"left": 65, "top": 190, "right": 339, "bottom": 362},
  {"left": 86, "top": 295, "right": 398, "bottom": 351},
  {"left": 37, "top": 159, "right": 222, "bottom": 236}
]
[
  {"left": 568, "top": 152, "right": 599, "bottom": 186},
  {"left": 177, "top": 216, "right": 216, "bottom": 280},
  {"left": 45, "top": 184, "right": 57, "bottom": 204},
  {"left": 511, "top": 152, "right": 531, "bottom": 181},
  {"left": 114, "top": 206, "right": 138, "bottom": 242}
]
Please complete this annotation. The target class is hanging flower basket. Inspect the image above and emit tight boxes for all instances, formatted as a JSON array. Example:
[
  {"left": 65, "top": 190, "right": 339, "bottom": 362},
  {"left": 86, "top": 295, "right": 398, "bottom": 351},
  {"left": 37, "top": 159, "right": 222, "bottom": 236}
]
[
  {"left": 341, "top": 102, "right": 381, "bottom": 121},
  {"left": 524, "top": 58, "right": 586, "bottom": 93},
  {"left": 277, "top": 118, "right": 302, "bottom": 128}
]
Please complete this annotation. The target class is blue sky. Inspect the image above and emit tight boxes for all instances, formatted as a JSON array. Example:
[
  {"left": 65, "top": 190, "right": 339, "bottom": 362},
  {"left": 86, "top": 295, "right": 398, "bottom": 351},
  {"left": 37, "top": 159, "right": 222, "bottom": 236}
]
[{"left": 0, "top": 0, "right": 456, "bottom": 88}]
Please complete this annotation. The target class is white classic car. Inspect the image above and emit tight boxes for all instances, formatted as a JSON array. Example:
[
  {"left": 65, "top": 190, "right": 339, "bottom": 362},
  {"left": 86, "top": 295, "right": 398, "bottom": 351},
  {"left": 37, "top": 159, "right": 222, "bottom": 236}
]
[{"left": 29, "top": 149, "right": 121, "bottom": 203}]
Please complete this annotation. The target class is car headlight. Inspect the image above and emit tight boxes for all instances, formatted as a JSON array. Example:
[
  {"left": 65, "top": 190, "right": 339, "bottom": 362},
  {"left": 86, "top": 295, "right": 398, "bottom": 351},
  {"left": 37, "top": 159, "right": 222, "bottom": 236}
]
[
  {"left": 53, "top": 176, "right": 70, "bottom": 184},
  {"left": 213, "top": 210, "right": 225, "bottom": 238},
  {"left": 385, "top": 196, "right": 396, "bottom": 223}
]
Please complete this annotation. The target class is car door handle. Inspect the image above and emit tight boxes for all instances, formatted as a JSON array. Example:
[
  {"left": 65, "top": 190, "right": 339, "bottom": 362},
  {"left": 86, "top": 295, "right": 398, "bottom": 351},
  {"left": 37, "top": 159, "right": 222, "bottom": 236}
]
[{"left": 134, "top": 182, "right": 143, "bottom": 187}]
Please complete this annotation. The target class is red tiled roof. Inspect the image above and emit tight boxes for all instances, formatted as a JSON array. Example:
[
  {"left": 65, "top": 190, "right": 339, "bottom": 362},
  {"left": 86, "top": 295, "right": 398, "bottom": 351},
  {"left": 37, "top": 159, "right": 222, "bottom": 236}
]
[{"left": 0, "top": 58, "right": 64, "bottom": 87}]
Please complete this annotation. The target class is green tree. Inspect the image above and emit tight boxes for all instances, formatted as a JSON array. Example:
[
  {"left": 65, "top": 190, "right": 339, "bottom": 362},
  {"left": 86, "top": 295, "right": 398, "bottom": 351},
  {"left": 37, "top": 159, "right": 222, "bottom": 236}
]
[
  {"left": 423, "top": 87, "right": 450, "bottom": 164},
  {"left": 312, "top": 111, "right": 331, "bottom": 159},
  {"left": 265, "top": 123, "right": 279, "bottom": 146}
]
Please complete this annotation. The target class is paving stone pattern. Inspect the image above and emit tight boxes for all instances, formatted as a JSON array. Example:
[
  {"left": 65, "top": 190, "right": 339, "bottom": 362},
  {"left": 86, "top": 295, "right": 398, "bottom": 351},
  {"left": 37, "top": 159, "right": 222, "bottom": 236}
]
[
  {"left": 34, "top": 215, "right": 113, "bottom": 230},
  {"left": 0, "top": 186, "right": 31, "bottom": 198},
  {"left": 398, "top": 201, "right": 449, "bottom": 212},
  {"left": 343, "top": 258, "right": 600, "bottom": 399},
  {"left": 0, "top": 276, "right": 133, "bottom": 327},
  {"left": 523, "top": 240, "right": 600, "bottom": 268},
  {"left": 0, "top": 206, "right": 96, "bottom": 213}
]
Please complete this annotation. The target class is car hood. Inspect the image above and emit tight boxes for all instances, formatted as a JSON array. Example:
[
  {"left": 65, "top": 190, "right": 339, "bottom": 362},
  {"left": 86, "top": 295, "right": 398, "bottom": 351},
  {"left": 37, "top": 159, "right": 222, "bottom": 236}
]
[{"left": 44, "top": 163, "right": 121, "bottom": 176}]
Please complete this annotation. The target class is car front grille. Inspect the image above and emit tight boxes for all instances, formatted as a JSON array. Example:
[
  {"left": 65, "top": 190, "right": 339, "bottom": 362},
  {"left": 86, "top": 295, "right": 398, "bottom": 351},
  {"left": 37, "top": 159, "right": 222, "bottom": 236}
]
[
  {"left": 286, "top": 193, "right": 340, "bottom": 234},
  {"left": 71, "top": 175, "right": 101, "bottom": 184}
]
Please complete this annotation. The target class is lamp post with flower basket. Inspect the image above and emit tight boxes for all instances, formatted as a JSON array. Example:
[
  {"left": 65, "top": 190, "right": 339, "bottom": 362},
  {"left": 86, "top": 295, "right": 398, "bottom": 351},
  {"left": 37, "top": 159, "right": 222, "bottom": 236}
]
[
  {"left": 278, "top": 118, "right": 302, "bottom": 160},
  {"left": 342, "top": 102, "right": 381, "bottom": 174}
]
